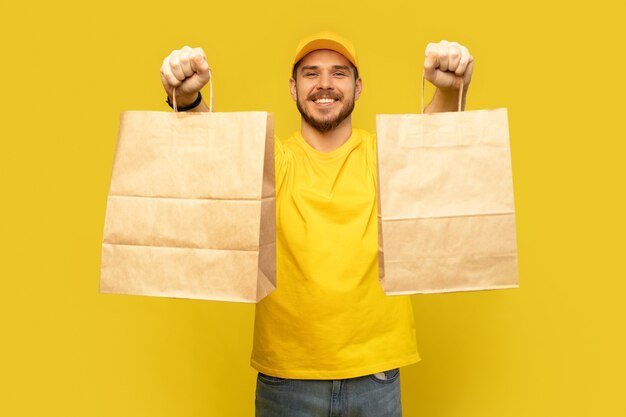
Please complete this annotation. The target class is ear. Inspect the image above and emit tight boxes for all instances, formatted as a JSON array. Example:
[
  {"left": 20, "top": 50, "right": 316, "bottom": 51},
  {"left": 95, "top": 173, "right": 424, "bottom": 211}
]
[
  {"left": 354, "top": 77, "right": 363, "bottom": 101},
  {"left": 289, "top": 77, "right": 297, "bottom": 101}
]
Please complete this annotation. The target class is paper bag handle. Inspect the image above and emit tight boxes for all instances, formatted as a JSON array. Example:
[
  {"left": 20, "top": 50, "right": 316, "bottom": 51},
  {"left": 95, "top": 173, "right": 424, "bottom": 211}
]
[
  {"left": 172, "top": 68, "right": 214, "bottom": 112},
  {"left": 421, "top": 72, "right": 464, "bottom": 114}
]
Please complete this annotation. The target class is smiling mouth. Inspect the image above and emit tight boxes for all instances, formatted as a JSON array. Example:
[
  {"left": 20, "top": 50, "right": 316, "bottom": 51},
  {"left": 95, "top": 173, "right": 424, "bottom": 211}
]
[{"left": 313, "top": 98, "right": 338, "bottom": 105}]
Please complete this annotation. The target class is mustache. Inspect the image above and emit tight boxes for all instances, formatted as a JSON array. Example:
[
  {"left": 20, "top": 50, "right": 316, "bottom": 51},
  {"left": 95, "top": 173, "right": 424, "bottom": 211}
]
[{"left": 308, "top": 91, "right": 343, "bottom": 101}]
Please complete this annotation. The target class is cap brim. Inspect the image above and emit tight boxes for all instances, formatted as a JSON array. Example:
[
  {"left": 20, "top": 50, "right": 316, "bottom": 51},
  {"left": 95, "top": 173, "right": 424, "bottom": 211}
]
[{"left": 293, "top": 39, "right": 358, "bottom": 69}]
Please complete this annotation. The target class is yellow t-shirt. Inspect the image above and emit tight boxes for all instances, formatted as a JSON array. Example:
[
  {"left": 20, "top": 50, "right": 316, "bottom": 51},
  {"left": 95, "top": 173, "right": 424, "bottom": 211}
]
[{"left": 251, "top": 128, "right": 420, "bottom": 379}]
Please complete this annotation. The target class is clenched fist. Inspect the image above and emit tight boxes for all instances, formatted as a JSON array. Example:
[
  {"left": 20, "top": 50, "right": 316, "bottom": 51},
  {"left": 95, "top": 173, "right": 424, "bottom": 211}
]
[
  {"left": 160, "top": 46, "right": 211, "bottom": 108},
  {"left": 424, "top": 40, "right": 473, "bottom": 91}
]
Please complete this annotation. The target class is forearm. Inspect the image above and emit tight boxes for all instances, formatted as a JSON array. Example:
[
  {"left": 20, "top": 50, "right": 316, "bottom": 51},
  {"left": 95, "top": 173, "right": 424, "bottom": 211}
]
[
  {"left": 168, "top": 92, "right": 211, "bottom": 113},
  {"left": 424, "top": 87, "right": 467, "bottom": 114},
  {"left": 183, "top": 99, "right": 211, "bottom": 113}
]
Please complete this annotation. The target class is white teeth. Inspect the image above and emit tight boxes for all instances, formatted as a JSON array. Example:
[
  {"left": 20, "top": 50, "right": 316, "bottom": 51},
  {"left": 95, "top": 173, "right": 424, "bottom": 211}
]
[{"left": 315, "top": 98, "right": 335, "bottom": 104}]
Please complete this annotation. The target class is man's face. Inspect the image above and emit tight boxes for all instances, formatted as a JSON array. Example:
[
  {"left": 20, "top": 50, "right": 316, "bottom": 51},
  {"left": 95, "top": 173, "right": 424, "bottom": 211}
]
[{"left": 290, "top": 49, "right": 362, "bottom": 134}]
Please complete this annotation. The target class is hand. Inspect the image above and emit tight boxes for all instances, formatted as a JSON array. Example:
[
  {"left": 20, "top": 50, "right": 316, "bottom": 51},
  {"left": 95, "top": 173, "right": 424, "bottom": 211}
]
[
  {"left": 160, "top": 46, "right": 211, "bottom": 106},
  {"left": 424, "top": 40, "right": 473, "bottom": 91}
]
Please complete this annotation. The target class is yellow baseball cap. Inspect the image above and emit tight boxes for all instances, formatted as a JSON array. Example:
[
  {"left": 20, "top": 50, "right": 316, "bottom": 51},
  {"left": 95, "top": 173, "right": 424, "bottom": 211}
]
[{"left": 293, "top": 31, "right": 359, "bottom": 69}]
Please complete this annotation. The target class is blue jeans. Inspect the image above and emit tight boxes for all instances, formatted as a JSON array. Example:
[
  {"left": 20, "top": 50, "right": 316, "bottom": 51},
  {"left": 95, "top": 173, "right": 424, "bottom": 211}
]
[{"left": 255, "top": 369, "right": 402, "bottom": 417}]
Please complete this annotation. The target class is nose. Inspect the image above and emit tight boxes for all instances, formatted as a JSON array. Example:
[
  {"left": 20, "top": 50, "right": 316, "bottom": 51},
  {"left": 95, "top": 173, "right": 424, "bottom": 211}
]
[{"left": 317, "top": 71, "right": 334, "bottom": 90}]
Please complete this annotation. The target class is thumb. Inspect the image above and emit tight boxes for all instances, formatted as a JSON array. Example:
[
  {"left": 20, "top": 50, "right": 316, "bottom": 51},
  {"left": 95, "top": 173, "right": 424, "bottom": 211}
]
[
  {"left": 191, "top": 54, "right": 211, "bottom": 82},
  {"left": 179, "top": 54, "right": 211, "bottom": 95}
]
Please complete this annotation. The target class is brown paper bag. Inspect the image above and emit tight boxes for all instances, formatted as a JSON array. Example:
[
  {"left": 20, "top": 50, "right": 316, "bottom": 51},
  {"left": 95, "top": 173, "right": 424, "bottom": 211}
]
[
  {"left": 100, "top": 90, "right": 276, "bottom": 303},
  {"left": 376, "top": 81, "right": 518, "bottom": 294}
]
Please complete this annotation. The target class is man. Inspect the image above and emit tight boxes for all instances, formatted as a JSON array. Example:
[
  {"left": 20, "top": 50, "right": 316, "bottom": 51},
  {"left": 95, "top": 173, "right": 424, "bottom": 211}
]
[{"left": 160, "top": 32, "right": 473, "bottom": 417}]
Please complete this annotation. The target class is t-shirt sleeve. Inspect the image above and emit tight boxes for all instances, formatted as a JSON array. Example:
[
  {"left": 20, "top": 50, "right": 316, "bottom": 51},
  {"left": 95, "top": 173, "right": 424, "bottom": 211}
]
[
  {"left": 367, "top": 132, "right": 378, "bottom": 186},
  {"left": 274, "top": 134, "right": 287, "bottom": 192}
]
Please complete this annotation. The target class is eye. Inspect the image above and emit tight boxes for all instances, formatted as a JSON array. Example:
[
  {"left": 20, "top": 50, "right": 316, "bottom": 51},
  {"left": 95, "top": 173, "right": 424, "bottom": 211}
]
[
  {"left": 334, "top": 71, "right": 347, "bottom": 77},
  {"left": 304, "top": 72, "right": 318, "bottom": 78}
]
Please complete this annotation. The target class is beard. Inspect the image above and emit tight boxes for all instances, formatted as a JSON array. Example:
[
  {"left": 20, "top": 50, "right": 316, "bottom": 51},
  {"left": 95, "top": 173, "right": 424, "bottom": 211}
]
[{"left": 296, "top": 90, "right": 355, "bottom": 134}]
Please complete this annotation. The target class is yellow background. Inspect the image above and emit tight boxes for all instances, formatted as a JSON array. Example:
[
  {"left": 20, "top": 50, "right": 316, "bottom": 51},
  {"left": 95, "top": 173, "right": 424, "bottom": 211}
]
[{"left": 1, "top": 0, "right": 624, "bottom": 416}]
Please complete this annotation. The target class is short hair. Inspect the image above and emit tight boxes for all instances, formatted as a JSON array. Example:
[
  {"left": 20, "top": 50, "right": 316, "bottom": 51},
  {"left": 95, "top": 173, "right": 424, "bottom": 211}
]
[{"left": 292, "top": 59, "right": 360, "bottom": 81}]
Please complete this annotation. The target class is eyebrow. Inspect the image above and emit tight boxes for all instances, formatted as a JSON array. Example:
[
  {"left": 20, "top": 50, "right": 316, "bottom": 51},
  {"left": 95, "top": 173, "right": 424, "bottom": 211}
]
[{"left": 300, "top": 65, "right": 351, "bottom": 72}]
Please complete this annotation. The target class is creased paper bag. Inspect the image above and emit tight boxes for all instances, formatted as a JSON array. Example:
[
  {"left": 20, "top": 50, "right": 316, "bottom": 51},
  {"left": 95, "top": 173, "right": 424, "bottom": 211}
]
[
  {"left": 100, "top": 110, "right": 276, "bottom": 303},
  {"left": 376, "top": 107, "right": 518, "bottom": 294}
]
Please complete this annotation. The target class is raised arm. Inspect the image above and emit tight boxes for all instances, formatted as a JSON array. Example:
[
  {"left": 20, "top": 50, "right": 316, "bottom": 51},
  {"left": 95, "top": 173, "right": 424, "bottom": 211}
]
[
  {"left": 160, "top": 46, "right": 212, "bottom": 112},
  {"left": 423, "top": 40, "right": 474, "bottom": 114}
]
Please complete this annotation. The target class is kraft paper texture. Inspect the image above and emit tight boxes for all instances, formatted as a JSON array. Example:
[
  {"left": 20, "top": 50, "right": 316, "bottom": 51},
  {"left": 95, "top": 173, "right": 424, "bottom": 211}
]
[
  {"left": 101, "top": 111, "right": 276, "bottom": 303},
  {"left": 376, "top": 108, "right": 518, "bottom": 294}
]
